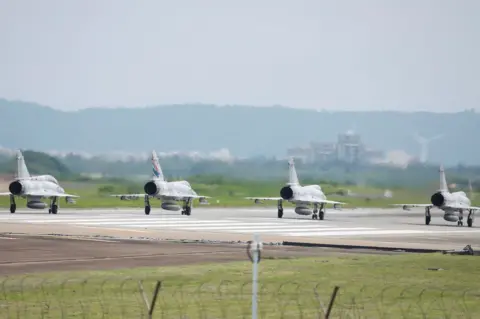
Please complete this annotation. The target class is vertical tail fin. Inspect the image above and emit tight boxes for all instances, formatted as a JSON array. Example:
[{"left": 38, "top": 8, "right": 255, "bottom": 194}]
[
  {"left": 16, "top": 150, "right": 30, "bottom": 179},
  {"left": 439, "top": 165, "right": 448, "bottom": 192},
  {"left": 151, "top": 150, "right": 165, "bottom": 181},
  {"left": 287, "top": 157, "right": 299, "bottom": 185}
]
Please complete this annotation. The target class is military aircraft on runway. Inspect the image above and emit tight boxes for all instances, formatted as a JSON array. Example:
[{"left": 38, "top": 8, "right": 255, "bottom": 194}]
[
  {"left": 245, "top": 158, "right": 344, "bottom": 220},
  {"left": 0, "top": 150, "right": 79, "bottom": 214},
  {"left": 111, "top": 150, "right": 210, "bottom": 216},
  {"left": 392, "top": 165, "right": 480, "bottom": 227}
]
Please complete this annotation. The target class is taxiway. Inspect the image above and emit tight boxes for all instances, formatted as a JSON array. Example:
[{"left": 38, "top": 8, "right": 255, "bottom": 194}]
[
  {"left": 2, "top": 234, "right": 384, "bottom": 275},
  {"left": 0, "top": 206, "right": 478, "bottom": 251}
]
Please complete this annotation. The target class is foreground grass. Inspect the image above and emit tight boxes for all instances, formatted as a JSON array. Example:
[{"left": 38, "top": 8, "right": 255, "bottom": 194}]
[
  {"left": 1, "top": 180, "right": 465, "bottom": 210},
  {"left": 0, "top": 253, "right": 479, "bottom": 318}
]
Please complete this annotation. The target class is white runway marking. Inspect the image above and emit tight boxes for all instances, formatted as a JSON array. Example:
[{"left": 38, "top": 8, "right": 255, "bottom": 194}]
[
  {"left": 2, "top": 210, "right": 480, "bottom": 239},
  {"left": 286, "top": 229, "right": 430, "bottom": 237},
  {"left": 229, "top": 227, "right": 375, "bottom": 233}
]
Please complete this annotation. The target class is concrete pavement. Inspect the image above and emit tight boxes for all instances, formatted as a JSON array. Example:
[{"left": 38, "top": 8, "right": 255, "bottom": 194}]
[{"left": 0, "top": 206, "right": 478, "bottom": 251}]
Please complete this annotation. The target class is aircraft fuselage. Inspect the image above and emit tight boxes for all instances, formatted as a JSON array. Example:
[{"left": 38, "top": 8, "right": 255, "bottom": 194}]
[
  {"left": 144, "top": 179, "right": 198, "bottom": 200},
  {"left": 9, "top": 175, "right": 66, "bottom": 199},
  {"left": 431, "top": 190, "right": 471, "bottom": 213},
  {"left": 280, "top": 184, "right": 330, "bottom": 215},
  {"left": 142, "top": 179, "right": 204, "bottom": 213}
]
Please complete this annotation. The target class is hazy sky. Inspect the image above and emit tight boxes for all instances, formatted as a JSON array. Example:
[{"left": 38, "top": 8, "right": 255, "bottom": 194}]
[{"left": 1, "top": 0, "right": 479, "bottom": 112}]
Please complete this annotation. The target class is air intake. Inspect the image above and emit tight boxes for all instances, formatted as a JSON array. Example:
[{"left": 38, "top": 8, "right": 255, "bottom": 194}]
[
  {"left": 280, "top": 186, "right": 293, "bottom": 200},
  {"left": 430, "top": 192, "right": 445, "bottom": 207},
  {"left": 9, "top": 181, "right": 23, "bottom": 195},
  {"left": 144, "top": 181, "right": 158, "bottom": 196}
]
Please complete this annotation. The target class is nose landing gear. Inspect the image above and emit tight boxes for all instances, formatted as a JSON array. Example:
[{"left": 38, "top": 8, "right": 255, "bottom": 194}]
[
  {"left": 181, "top": 199, "right": 192, "bottom": 216},
  {"left": 48, "top": 197, "right": 58, "bottom": 214},
  {"left": 312, "top": 204, "right": 325, "bottom": 220}
]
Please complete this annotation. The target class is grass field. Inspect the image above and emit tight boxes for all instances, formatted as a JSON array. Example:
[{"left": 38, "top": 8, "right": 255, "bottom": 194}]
[
  {"left": 0, "top": 253, "right": 478, "bottom": 318},
  {"left": 0, "top": 179, "right": 478, "bottom": 209}
]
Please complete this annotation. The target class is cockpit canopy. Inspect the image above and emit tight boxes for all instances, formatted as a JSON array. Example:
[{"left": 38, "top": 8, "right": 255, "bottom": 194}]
[
  {"left": 39, "top": 175, "right": 59, "bottom": 185},
  {"left": 456, "top": 191, "right": 467, "bottom": 197}
]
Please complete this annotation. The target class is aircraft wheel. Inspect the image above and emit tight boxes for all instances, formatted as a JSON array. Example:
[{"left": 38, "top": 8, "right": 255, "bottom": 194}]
[
  {"left": 467, "top": 218, "right": 473, "bottom": 228},
  {"left": 10, "top": 204, "right": 16, "bottom": 214},
  {"left": 319, "top": 211, "right": 324, "bottom": 220},
  {"left": 145, "top": 206, "right": 151, "bottom": 215},
  {"left": 425, "top": 216, "right": 431, "bottom": 225},
  {"left": 185, "top": 207, "right": 191, "bottom": 216},
  {"left": 277, "top": 209, "right": 283, "bottom": 218},
  {"left": 51, "top": 205, "right": 58, "bottom": 215},
  {"left": 457, "top": 220, "right": 463, "bottom": 226}
]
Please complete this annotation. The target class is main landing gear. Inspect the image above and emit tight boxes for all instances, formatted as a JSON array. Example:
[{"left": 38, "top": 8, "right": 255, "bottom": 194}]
[
  {"left": 144, "top": 195, "right": 151, "bottom": 215},
  {"left": 467, "top": 209, "right": 474, "bottom": 227},
  {"left": 48, "top": 197, "right": 58, "bottom": 214},
  {"left": 425, "top": 207, "right": 431, "bottom": 225},
  {"left": 181, "top": 199, "right": 192, "bottom": 216},
  {"left": 9, "top": 195, "right": 16, "bottom": 214},
  {"left": 456, "top": 209, "right": 474, "bottom": 227},
  {"left": 276, "top": 200, "right": 326, "bottom": 220},
  {"left": 9, "top": 195, "right": 58, "bottom": 214},
  {"left": 277, "top": 200, "right": 283, "bottom": 218},
  {"left": 312, "top": 203, "right": 325, "bottom": 220},
  {"left": 143, "top": 196, "right": 193, "bottom": 216},
  {"left": 425, "top": 207, "right": 475, "bottom": 227}
]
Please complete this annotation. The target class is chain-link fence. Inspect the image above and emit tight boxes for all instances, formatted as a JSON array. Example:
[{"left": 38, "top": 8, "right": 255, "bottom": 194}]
[{"left": 0, "top": 274, "right": 478, "bottom": 318}]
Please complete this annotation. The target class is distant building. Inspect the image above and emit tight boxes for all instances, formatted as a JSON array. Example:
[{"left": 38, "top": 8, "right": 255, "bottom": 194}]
[
  {"left": 336, "top": 130, "right": 364, "bottom": 164},
  {"left": 285, "top": 129, "right": 389, "bottom": 165},
  {"left": 310, "top": 142, "right": 337, "bottom": 162}
]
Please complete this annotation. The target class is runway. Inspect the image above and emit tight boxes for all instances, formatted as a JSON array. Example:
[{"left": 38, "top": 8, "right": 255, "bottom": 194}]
[{"left": 0, "top": 206, "right": 478, "bottom": 251}]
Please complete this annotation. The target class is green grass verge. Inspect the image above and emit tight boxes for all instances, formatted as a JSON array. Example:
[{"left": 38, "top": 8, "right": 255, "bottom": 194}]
[
  {"left": 1, "top": 180, "right": 479, "bottom": 209},
  {"left": 0, "top": 253, "right": 478, "bottom": 318}
]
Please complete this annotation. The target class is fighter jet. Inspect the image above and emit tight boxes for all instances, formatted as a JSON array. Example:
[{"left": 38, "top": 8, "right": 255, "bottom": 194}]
[
  {"left": 391, "top": 165, "right": 480, "bottom": 227},
  {"left": 111, "top": 150, "right": 210, "bottom": 216},
  {"left": 0, "top": 150, "right": 79, "bottom": 214},
  {"left": 245, "top": 158, "right": 344, "bottom": 220}
]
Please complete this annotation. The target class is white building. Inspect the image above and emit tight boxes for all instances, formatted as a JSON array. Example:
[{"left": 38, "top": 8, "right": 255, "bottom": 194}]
[{"left": 336, "top": 130, "right": 364, "bottom": 164}]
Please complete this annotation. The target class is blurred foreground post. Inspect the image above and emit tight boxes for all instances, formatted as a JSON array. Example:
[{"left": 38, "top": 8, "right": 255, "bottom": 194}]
[
  {"left": 138, "top": 280, "right": 162, "bottom": 319},
  {"left": 325, "top": 286, "right": 340, "bottom": 319},
  {"left": 247, "top": 234, "right": 263, "bottom": 319}
]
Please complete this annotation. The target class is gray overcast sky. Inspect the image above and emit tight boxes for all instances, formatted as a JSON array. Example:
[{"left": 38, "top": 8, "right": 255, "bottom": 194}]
[{"left": 1, "top": 0, "right": 479, "bottom": 112}]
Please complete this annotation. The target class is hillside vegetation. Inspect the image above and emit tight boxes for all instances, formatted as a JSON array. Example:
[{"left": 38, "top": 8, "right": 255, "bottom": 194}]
[
  {"left": 1, "top": 99, "right": 479, "bottom": 165},
  {"left": 0, "top": 150, "right": 479, "bottom": 191},
  {"left": 0, "top": 150, "right": 72, "bottom": 178}
]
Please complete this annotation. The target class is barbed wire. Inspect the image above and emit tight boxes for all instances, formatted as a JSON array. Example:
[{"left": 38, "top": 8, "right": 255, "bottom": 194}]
[{"left": 0, "top": 275, "right": 478, "bottom": 318}]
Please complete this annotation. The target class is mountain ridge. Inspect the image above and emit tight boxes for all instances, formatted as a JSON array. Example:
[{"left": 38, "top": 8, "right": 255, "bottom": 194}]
[{"left": 1, "top": 98, "right": 478, "bottom": 165}]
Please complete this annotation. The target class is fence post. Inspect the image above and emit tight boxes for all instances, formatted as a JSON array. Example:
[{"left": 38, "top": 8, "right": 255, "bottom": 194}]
[
  {"left": 247, "top": 234, "right": 263, "bottom": 319},
  {"left": 138, "top": 280, "right": 162, "bottom": 319},
  {"left": 325, "top": 286, "right": 340, "bottom": 319}
]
